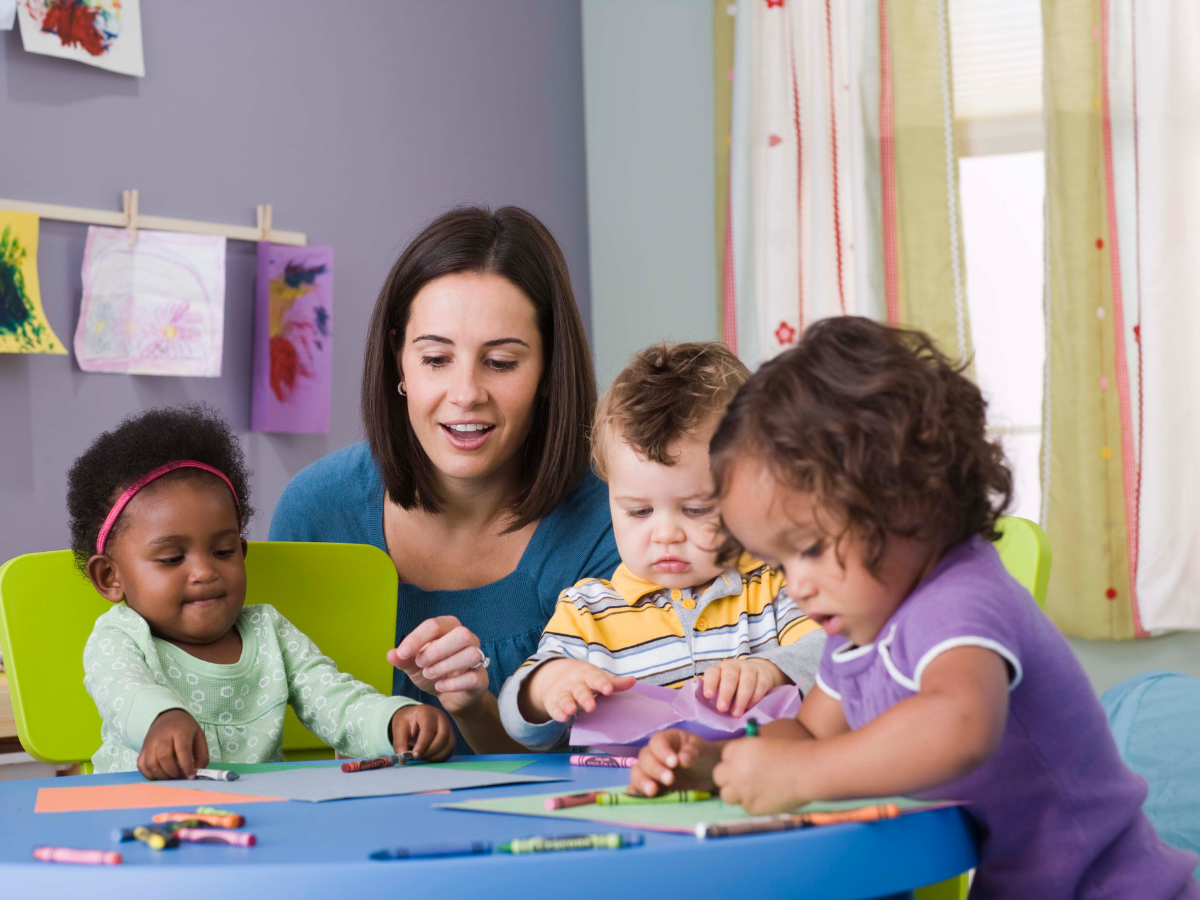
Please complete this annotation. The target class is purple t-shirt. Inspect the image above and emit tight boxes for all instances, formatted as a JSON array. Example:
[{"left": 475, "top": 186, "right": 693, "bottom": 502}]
[{"left": 817, "top": 537, "right": 1199, "bottom": 900}]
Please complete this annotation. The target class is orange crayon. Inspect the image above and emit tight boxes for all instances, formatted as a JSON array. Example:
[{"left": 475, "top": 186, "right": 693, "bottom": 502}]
[{"left": 153, "top": 811, "right": 244, "bottom": 828}]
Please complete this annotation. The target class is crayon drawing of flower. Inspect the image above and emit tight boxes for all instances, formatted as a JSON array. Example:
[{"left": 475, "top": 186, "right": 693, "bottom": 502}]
[{"left": 138, "top": 300, "right": 206, "bottom": 362}]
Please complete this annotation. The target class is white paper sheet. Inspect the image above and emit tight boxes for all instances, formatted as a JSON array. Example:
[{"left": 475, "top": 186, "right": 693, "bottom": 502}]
[{"left": 16, "top": 0, "right": 144, "bottom": 77}]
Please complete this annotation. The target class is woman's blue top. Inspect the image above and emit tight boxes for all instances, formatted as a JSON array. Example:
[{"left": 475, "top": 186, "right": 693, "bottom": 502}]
[{"left": 268, "top": 442, "right": 620, "bottom": 752}]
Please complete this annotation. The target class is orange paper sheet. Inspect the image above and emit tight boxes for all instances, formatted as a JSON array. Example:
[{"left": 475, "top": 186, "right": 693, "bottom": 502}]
[{"left": 35, "top": 783, "right": 283, "bottom": 813}]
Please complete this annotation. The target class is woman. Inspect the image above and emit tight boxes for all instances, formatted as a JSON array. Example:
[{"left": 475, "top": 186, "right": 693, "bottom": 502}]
[{"left": 269, "top": 206, "right": 620, "bottom": 752}]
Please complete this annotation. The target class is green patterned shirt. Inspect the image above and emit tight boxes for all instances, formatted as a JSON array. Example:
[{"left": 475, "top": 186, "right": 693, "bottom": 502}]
[{"left": 83, "top": 603, "right": 416, "bottom": 773}]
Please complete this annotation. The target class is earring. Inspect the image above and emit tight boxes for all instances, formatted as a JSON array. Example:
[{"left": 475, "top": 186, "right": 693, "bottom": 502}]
[{"left": 397, "top": 381, "right": 407, "bottom": 397}]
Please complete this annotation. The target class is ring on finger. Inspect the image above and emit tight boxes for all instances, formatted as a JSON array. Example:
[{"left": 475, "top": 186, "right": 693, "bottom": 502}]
[{"left": 469, "top": 649, "right": 490, "bottom": 671}]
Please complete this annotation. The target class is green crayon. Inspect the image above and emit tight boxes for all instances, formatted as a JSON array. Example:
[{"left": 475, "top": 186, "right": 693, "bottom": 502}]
[
  {"left": 745, "top": 717, "right": 760, "bottom": 737},
  {"left": 497, "top": 833, "right": 643, "bottom": 854},
  {"left": 595, "top": 790, "right": 711, "bottom": 805}
]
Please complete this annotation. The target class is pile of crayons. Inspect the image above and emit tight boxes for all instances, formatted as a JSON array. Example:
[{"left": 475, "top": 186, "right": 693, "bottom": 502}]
[{"left": 34, "top": 806, "right": 258, "bottom": 864}]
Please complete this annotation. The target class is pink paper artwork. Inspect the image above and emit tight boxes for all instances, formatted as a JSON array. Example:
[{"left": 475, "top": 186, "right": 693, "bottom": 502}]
[
  {"left": 73, "top": 227, "right": 226, "bottom": 377},
  {"left": 570, "top": 680, "right": 802, "bottom": 749},
  {"left": 250, "top": 243, "right": 334, "bottom": 434}
]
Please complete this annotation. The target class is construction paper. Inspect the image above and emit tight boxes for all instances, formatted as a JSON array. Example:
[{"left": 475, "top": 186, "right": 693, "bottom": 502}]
[
  {"left": 207, "top": 759, "right": 534, "bottom": 776},
  {"left": 16, "top": 0, "right": 145, "bottom": 77},
  {"left": 570, "top": 681, "right": 801, "bottom": 748},
  {"left": 74, "top": 226, "right": 226, "bottom": 376},
  {"left": 150, "top": 763, "right": 563, "bottom": 803},
  {"left": 0, "top": 209, "right": 66, "bottom": 354},
  {"left": 35, "top": 783, "right": 281, "bottom": 813},
  {"left": 251, "top": 243, "right": 334, "bottom": 433},
  {"left": 441, "top": 786, "right": 953, "bottom": 835},
  {"left": 1, "top": 0, "right": 16, "bottom": 31}
]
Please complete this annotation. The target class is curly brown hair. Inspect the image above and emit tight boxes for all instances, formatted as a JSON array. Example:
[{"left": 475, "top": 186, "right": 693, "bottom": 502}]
[
  {"left": 593, "top": 342, "right": 750, "bottom": 480},
  {"left": 710, "top": 316, "right": 1012, "bottom": 574}
]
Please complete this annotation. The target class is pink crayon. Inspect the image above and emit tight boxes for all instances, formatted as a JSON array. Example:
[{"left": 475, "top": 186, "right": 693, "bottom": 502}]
[
  {"left": 34, "top": 846, "right": 123, "bottom": 865},
  {"left": 174, "top": 828, "right": 257, "bottom": 847},
  {"left": 569, "top": 754, "right": 638, "bottom": 768}
]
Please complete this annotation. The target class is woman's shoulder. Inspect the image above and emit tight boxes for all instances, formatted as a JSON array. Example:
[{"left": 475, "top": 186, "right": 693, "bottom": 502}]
[
  {"left": 268, "top": 442, "right": 383, "bottom": 544},
  {"left": 524, "top": 468, "right": 620, "bottom": 587}
]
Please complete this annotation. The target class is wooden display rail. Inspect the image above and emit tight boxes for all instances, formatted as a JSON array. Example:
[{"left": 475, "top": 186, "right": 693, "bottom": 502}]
[{"left": 0, "top": 192, "right": 306, "bottom": 247}]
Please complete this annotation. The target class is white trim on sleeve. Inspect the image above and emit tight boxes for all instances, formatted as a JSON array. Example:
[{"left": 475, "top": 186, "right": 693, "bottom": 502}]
[
  {"left": 814, "top": 672, "right": 842, "bottom": 701},
  {"left": 912, "top": 637, "right": 1023, "bottom": 692},
  {"left": 876, "top": 625, "right": 918, "bottom": 692}
]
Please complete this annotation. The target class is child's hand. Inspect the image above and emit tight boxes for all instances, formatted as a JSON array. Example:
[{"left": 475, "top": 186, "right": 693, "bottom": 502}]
[
  {"left": 712, "top": 736, "right": 811, "bottom": 814},
  {"left": 701, "top": 658, "right": 789, "bottom": 717},
  {"left": 628, "top": 729, "right": 722, "bottom": 797},
  {"left": 519, "top": 659, "right": 636, "bottom": 724},
  {"left": 139, "top": 709, "right": 208, "bottom": 780},
  {"left": 390, "top": 705, "right": 455, "bottom": 762}
]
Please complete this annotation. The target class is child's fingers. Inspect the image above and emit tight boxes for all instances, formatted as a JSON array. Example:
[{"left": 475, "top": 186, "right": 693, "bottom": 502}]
[
  {"left": 645, "top": 730, "right": 684, "bottom": 769},
  {"left": 610, "top": 674, "right": 637, "bottom": 692},
  {"left": 410, "top": 712, "right": 433, "bottom": 759},
  {"left": 391, "top": 712, "right": 413, "bottom": 754},
  {"left": 192, "top": 725, "right": 210, "bottom": 770},
  {"left": 549, "top": 692, "right": 577, "bottom": 723},
  {"left": 431, "top": 714, "right": 455, "bottom": 761},
  {"left": 628, "top": 764, "right": 665, "bottom": 797},
  {"left": 571, "top": 683, "right": 598, "bottom": 714},
  {"left": 715, "top": 666, "right": 741, "bottom": 712},
  {"left": 155, "top": 742, "right": 184, "bottom": 781},
  {"left": 172, "top": 728, "right": 197, "bottom": 779},
  {"left": 731, "top": 670, "right": 760, "bottom": 718},
  {"left": 702, "top": 665, "right": 722, "bottom": 699}
]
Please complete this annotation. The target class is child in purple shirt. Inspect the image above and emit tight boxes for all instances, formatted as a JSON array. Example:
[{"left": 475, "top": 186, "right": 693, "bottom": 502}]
[{"left": 630, "top": 317, "right": 1198, "bottom": 899}]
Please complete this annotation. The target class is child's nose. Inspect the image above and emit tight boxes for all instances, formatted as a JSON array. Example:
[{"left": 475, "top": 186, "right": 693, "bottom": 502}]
[{"left": 651, "top": 516, "right": 686, "bottom": 545}]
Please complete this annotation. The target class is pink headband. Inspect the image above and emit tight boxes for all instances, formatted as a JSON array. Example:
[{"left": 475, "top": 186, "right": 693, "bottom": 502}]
[{"left": 95, "top": 460, "right": 242, "bottom": 555}]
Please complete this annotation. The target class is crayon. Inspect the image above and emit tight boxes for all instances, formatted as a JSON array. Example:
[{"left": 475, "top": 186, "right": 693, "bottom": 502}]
[
  {"left": 33, "top": 847, "right": 123, "bottom": 865},
  {"left": 153, "top": 811, "right": 245, "bottom": 828},
  {"left": 569, "top": 754, "right": 638, "bottom": 768},
  {"left": 174, "top": 828, "right": 257, "bottom": 847},
  {"left": 694, "top": 803, "right": 901, "bottom": 839},
  {"left": 497, "top": 834, "right": 644, "bottom": 854},
  {"left": 133, "top": 825, "right": 179, "bottom": 850},
  {"left": 370, "top": 841, "right": 492, "bottom": 860},
  {"left": 744, "top": 717, "right": 760, "bottom": 738},
  {"left": 195, "top": 806, "right": 239, "bottom": 817},
  {"left": 545, "top": 791, "right": 599, "bottom": 810},
  {"left": 341, "top": 752, "right": 413, "bottom": 773},
  {"left": 595, "top": 790, "right": 711, "bottom": 805},
  {"left": 194, "top": 768, "right": 238, "bottom": 781}
]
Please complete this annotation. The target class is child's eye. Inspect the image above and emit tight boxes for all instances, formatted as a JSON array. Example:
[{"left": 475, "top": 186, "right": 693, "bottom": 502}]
[
  {"left": 157, "top": 555, "right": 185, "bottom": 565},
  {"left": 683, "top": 506, "right": 714, "bottom": 517},
  {"left": 485, "top": 359, "right": 518, "bottom": 372},
  {"left": 801, "top": 541, "right": 825, "bottom": 559},
  {"left": 214, "top": 548, "right": 236, "bottom": 558},
  {"left": 626, "top": 508, "right": 652, "bottom": 519}
]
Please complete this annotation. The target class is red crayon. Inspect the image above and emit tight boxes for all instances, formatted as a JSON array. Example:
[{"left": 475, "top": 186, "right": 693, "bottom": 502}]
[
  {"left": 545, "top": 791, "right": 600, "bottom": 811},
  {"left": 175, "top": 828, "right": 257, "bottom": 847},
  {"left": 569, "top": 754, "right": 638, "bottom": 768},
  {"left": 34, "top": 847, "right": 123, "bottom": 865},
  {"left": 341, "top": 752, "right": 412, "bottom": 773}
]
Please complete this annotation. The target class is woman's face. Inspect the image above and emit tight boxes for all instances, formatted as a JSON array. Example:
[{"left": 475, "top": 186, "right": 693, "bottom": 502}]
[{"left": 398, "top": 272, "right": 545, "bottom": 488}]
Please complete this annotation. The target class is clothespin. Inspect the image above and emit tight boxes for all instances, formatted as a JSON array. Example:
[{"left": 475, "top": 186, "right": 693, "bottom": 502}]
[
  {"left": 257, "top": 203, "right": 273, "bottom": 243},
  {"left": 123, "top": 189, "right": 139, "bottom": 247}
]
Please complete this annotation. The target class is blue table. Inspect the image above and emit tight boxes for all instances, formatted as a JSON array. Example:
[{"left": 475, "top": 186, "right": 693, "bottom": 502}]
[{"left": 0, "top": 755, "right": 976, "bottom": 899}]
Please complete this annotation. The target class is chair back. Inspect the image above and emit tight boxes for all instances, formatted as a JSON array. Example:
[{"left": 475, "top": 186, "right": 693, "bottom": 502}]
[
  {"left": 0, "top": 542, "right": 397, "bottom": 767},
  {"left": 993, "top": 516, "right": 1052, "bottom": 607}
]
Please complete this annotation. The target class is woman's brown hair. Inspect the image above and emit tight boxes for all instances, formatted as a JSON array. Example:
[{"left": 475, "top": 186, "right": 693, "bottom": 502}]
[
  {"left": 362, "top": 205, "right": 596, "bottom": 531},
  {"left": 710, "top": 316, "right": 1012, "bottom": 573}
]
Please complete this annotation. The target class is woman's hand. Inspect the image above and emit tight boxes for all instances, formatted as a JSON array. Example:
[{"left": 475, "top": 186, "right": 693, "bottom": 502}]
[
  {"left": 628, "top": 729, "right": 722, "bottom": 797},
  {"left": 387, "top": 616, "right": 490, "bottom": 715}
]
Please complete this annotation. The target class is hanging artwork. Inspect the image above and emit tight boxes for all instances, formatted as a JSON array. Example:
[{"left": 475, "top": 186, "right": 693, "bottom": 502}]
[
  {"left": 73, "top": 227, "right": 226, "bottom": 377},
  {"left": 250, "top": 243, "right": 334, "bottom": 434},
  {"left": 1, "top": 0, "right": 17, "bottom": 31},
  {"left": 0, "top": 209, "right": 67, "bottom": 355},
  {"left": 16, "top": 0, "right": 145, "bottom": 77}
]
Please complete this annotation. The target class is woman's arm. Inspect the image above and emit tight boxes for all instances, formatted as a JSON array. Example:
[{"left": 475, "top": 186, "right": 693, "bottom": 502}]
[
  {"left": 388, "top": 616, "right": 526, "bottom": 754},
  {"left": 713, "top": 646, "right": 1010, "bottom": 814}
]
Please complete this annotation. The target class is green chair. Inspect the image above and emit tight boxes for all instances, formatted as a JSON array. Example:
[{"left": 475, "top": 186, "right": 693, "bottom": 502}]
[
  {"left": 0, "top": 542, "right": 398, "bottom": 772},
  {"left": 916, "top": 515, "right": 1052, "bottom": 900}
]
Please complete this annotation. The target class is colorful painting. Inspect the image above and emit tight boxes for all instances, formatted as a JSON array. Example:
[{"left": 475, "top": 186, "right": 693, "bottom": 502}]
[
  {"left": 0, "top": 209, "right": 67, "bottom": 355},
  {"left": 16, "top": 0, "right": 144, "bottom": 77},
  {"left": 251, "top": 243, "right": 334, "bottom": 434},
  {"left": 73, "top": 226, "right": 226, "bottom": 377}
]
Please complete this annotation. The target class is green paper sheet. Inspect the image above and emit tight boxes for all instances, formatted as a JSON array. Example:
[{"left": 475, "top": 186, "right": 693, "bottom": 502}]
[
  {"left": 209, "top": 759, "right": 534, "bottom": 776},
  {"left": 439, "top": 785, "right": 951, "bottom": 834}
]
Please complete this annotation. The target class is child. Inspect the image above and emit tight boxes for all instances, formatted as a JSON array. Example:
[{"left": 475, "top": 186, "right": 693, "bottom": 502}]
[
  {"left": 70, "top": 405, "right": 454, "bottom": 778},
  {"left": 630, "top": 318, "right": 1199, "bottom": 899},
  {"left": 498, "top": 342, "right": 825, "bottom": 751}
]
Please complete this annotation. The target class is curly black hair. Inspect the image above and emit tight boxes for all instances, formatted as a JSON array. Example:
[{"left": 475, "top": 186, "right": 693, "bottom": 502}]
[{"left": 67, "top": 404, "right": 254, "bottom": 572}]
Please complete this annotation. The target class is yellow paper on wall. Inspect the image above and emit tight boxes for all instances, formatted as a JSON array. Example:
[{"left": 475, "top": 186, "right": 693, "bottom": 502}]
[{"left": 0, "top": 209, "right": 66, "bottom": 354}]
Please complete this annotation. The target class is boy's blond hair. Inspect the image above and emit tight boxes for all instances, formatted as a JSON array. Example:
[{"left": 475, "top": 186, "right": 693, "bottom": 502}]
[{"left": 592, "top": 341, "right": 751, "bottom": 481}]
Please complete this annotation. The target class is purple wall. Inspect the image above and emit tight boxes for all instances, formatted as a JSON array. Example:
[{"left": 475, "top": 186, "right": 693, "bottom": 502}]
[{"left": 0, "top": 0, "right": 590, "bottom": 558}]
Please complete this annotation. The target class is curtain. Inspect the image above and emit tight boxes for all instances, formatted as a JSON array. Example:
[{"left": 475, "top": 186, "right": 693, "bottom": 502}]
[
  {"left": 721, "top": 0, "right": 968, "bottom": 371},
  {"left": 1044, "top": 0, "right": 1200, "bottom": 638}
]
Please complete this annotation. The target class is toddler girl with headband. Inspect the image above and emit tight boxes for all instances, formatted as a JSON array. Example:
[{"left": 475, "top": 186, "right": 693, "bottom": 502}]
[{"left": 71, "top": 405, "right": 453, "bottom": 778}]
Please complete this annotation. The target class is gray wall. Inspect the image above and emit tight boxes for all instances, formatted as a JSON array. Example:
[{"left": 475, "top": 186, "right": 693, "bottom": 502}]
[
  {"left": 582, "top": 0, "right": 717, "bottom": 387},
  {"left": 0, "top": 0, "right": 591, "bottom": 560}
]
